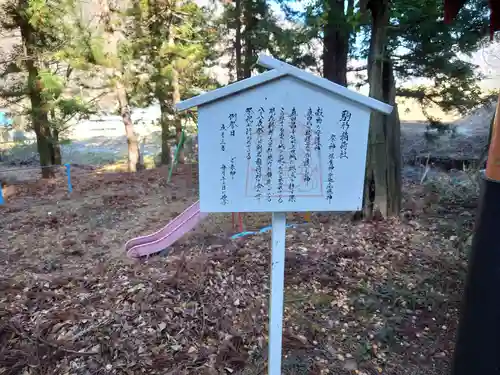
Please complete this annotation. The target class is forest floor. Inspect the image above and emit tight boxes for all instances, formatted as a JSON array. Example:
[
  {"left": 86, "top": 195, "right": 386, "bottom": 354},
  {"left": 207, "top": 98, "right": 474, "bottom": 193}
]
[
  {"left": 0, "top": 161, "right": 477, "bottom": 375},
  {"left": 0, "top": 103, "right": 492, "bottom": 374}
]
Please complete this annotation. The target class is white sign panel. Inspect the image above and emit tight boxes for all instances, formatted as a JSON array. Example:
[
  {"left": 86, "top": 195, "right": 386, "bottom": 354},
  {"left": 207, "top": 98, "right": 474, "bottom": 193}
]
[
  {"left": 197, "top": 76, "right": 371, "bottom": 213},
  {"left": 178, "top": 55, "right": 393, "bottom": 375}
]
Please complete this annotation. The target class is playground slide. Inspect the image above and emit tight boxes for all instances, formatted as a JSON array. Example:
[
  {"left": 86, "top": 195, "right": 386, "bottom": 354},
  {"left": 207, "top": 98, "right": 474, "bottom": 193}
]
[{"left": 125, "top": 201, "right": 208, "bottom": 258}]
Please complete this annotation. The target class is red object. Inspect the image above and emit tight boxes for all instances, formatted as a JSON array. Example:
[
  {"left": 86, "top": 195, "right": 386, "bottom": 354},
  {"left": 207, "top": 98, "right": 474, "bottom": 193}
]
[
  {"left": 444, "top": 0, "right": 500, "bottom": 38},
  {"left": 231, "top": 213, "right": 244, "bottom": 232},
  {"left": 238, "top": 213, "right": 244, "bottom": 232}
]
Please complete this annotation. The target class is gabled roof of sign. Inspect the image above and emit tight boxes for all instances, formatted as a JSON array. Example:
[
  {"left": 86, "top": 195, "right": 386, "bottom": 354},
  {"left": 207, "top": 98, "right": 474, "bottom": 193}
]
[{"left": 176, "top": 55, "right": 393, "bottom": 115}]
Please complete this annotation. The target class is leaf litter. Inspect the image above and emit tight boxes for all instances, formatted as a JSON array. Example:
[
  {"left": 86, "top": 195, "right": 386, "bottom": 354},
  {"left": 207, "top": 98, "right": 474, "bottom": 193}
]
[{"left": 0, "top": 166, "right": 472, "bottom": 374}]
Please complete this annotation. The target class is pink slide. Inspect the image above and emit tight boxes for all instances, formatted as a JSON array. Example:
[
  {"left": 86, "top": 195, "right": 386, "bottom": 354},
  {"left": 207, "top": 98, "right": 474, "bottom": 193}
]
[{"left": 125, "top": 201, "right": 208, "bottom": 258}]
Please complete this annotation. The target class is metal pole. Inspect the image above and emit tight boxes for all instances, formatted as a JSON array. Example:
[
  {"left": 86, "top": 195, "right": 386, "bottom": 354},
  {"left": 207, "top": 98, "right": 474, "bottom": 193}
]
[
  {"left": 167, "top": 131, "right": 185, "bottom": 184},
  {"left": 268, "top": 212, "right": 286, "bottom": 375}
]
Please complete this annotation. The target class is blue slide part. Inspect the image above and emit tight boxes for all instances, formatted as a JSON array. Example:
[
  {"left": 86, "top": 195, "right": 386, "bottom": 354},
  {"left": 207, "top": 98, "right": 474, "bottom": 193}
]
[
  {"left": 230, "top": 231, "right": 257, "bottom": 239},
  {"left": 230, "top": 222, "right": 306, "bottom": 239}
]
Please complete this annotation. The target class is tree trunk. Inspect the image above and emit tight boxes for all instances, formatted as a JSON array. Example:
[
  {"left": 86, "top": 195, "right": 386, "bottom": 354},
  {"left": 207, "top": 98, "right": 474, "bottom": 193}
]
[
  {"left": 168, "top": 24, "right": 184, "bottom": 164},
  {"left": 18, "top": 2, "right": 53, "bottom": 179},
  {"left": 116, "top": 81, "right": 140, "bottom": 172},
  {"left": 382, "top": 60, "right": 402, "bottom": 215},
  {"left": 49, "top": 129, "right": 62, "bottom": 165},
  {"left": 172, "top": 71, "right": 184, "bottom": 164},
  {"left": 323, "top": 0, "right": 352, "bottom": 85},
  {"left": 49, "top": 109, "right": 62, "bottom": 165},
  {"left": 242, "top": 1, "right": 254, "bottom": 78},
  {"left": 159, "top": 99, "right": 172, "bottom": 166},
  {"left": 363, "top": 0, "right": 400, "bottom": 219},
  {"left": 234, "top": 0, "right": 244, "bottom": 80},
  {"left": 29, "top": 81, "right": 53, "bottom": 178},
  {"left": 99, "top": 0, "right": 142, "bottom": 172}
]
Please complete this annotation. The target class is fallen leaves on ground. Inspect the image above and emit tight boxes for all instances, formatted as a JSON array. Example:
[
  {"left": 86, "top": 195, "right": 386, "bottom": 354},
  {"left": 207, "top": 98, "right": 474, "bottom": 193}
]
[{"left": 0, "top": 167, "right": 472, "bottom": 375}]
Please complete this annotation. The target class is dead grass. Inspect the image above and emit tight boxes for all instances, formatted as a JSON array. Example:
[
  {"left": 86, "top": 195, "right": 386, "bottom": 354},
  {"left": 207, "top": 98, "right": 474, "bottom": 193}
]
[{"left": 0, "top": 166, "right": 472, "bottom": 375}]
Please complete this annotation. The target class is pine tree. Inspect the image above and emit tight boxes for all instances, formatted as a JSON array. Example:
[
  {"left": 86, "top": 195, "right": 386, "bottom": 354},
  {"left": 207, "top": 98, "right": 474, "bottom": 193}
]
[
  {"left": 96, "top": 0, "right": 142, "bottom": 172},
  {"left": 277, "top": 0, "right": 358, "bottom": 84},
  {"left": 279, "top": 0, "right": 491, "bottom": 217},
  {"left": 388, "top": 0, "right": 491, "bottom": 117},
  {"left": 219, "top": 0, "right": 313, "bottom": 80},
  {"left": 358, "top": 0, "right": 490, "bottom": 217},
  {"left": 0, "top": 0, "right": 94, "bottom": 177},
  {"left": 38, "top": 70, "right": 96, "bottom": 165},
  {"left": 127, "top": 0, "right": 218, "bottom": 164}
]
